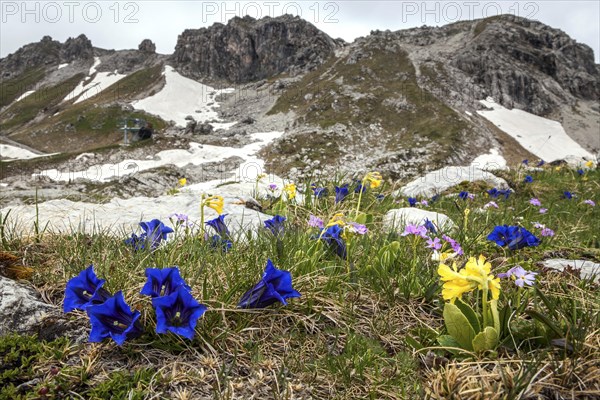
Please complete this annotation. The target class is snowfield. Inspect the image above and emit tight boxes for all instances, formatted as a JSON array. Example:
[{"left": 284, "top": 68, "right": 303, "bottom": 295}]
[
  {"left": 15, "top": 90, "right": 36, "bottom": 102},
  {"left": 477, "top": 98, "right": 596, "bottom": 164},
  {"left": 33, "top": 131, "right": 283, "bottom": 183},
  {"left": 62, "top": 57, "right": 127, "bottom": 104},
  {"left": 0, "top": 144, "right": 51, "bottom": 160},
  {"left": 131, "top": 65, "right": 235, "bottom": 128}
]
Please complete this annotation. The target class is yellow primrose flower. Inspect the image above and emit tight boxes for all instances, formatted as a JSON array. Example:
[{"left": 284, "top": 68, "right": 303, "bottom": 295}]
[
  {"left": 178, "top": 178, "right": 187, "bottom": 187},
  {"left": 363, "top": 171, "right": 382, "bottom": 188},
  {"left": 438, "top": 255, "right": 501, "bottom": 302},
  {"left": 438, "top": 262, "right": 477, "bottom": 302},
  {"left": 327, "top": 213, "right": 346, "bottom": 227},
  {"left": 203, "top": 195, "right": 224, "bottom": 215},
  {"left": 256, "top": 173, "right": 267, "bottom": 181},
  {"left": 585, "top": 160, "right": 594, "bottom": 168},
  {"left": 463, "top": 255, "right": 500, "bottom": 300},
  {"left": 283, "top": 183, "right": 296, "bottom": 200}
]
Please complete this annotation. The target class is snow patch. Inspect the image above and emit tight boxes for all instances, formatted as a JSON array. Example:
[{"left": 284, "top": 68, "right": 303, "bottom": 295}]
[
  {"left": 58, "top": 63, "right": 69, "bottom": 70},
  {"left": 62, "top": 57, "right": 126, "bottom": 104},
  {"left": 478, "top": 98, "right": 595, "bottom": 164},
  {"left": 1, "top": 144, "right": 49, "bottom": 160},
  {"left": 471, "top": 148, "right": 508, "bottom": 171},
  {"left": 33, "top": 131, "right": 283, "bottom": 183},
  {"left": 131, "top": 65, "right": 235, "bottom": 128},
  {"left": 465, "top": 110, "right": 473, "bottom": 116},
  {"left": 15, "top": 90, "right": 36, "bottom": 102}
]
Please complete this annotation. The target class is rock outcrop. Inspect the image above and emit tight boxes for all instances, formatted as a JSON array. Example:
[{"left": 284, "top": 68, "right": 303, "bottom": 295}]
[
  {"left": 171, "top": 15, "right": 339, "bottom": 83},
  {"left": 138, "top": 39, "right": 157, "bottom": 54},
  {"left": 0, "top": 34, "right": 94, "bottom": 79}
]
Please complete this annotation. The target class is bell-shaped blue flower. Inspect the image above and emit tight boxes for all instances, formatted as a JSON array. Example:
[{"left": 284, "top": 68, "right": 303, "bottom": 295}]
[
  {"left": 334, "top": 185, "right": 349, "bottom": 204},
  {"left": 238, "top": 259, "right": 301, "bottom": 309},
  {"left": 152, "top": 286, "right": 207, "bottom": 340},
  {"left": 458, "top": 191, "right": 469, "bottom": 200},
  {"left": 140, "top": 219, "right": 174, "bottom": 247},
  {"left": 487, "top": 225, "right": 540, "bottom": 250},
  {"left": 63, "top": 265, "right": 112, "bottom": 313},
  {"left": 423, "top": 218, "right": 437, "bottom": 234},
  {"left": 125, "top": 219, "right": 174, "bottom": 251},
  {"left": 210, "top": 235, "right": 233, "bottom": 252},
  {"left": 86, "top": 291, "right": 143, "bottom": 346},
  {"left": 320, "top": 224, "right": 347, "bottom": 259},
  {"left": 311, "top": 184, "right": 328, "bottom": 198},
  {"left": 264, "top": 215, "right": 286, "bottom": 237},
  {"left": 206, "top": 214, "right": 230, "bottom": 236},
  {"left": 408, "top": 197, "right": 417, "bottom": 207},
  {"left": 140, "top": 267, "right": 191, "bottom": 298}
]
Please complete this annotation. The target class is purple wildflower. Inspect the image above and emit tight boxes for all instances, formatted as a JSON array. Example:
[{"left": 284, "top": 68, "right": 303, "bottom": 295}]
[
  {"left": 442, "top": 234, "right": 463, "bottom": 255},
  {"left": 498, "top": 266, "right": 537, "bottom": 287},
  {"left": 484, "top": 201, "right": 499, "bottom": 209},
  {"left": 308, "top": 215, "right": 324, "bottom": 229},
  {"left": 401, "top": 224, "right": 428, "bottom": 238},
  {"left": 529, "top": 198, "right": 541, "bottom": 207},
  {"left": 539, "top": 208, "right": 548, "bottom": 214},
  {"left": 426, "top": 237, "right": 442, "bottom": 250},
  {"left": 540, "top": 227, "right": 555, "bottom": 237},
  {"left": 584, "top": 199, "right": 595, "bottom": 206}
]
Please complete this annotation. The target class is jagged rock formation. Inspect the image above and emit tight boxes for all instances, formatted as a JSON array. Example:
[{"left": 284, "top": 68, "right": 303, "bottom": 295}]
[
  {"left": 393, "top": 15, "right": 599, "bottom": 115},
  {"left": 138, "top": 39, "right": 157, "bottom": 54},
  {"left": 171, "top": 15, "right": 340, "bottom": 83},
  {"left": 0, "top": 34, "right": 93, "bottom": 79}
]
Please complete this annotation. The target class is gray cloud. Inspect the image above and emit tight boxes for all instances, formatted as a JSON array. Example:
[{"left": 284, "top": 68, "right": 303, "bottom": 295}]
[{"left": 1, "top": 1, "right": 598, "bottom": 62}]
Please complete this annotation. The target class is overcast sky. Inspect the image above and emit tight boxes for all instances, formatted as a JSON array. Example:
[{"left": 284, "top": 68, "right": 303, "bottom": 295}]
[{"left": 1, "top": 1, "right": 599, "bottom": 62}]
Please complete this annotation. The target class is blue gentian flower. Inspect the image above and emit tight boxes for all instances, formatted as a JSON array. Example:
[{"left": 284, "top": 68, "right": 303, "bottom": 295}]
[
  {"left": 487, "top": 225, "right": 540, "bottom": 250},
  {"left": 140, "top": 267, "right": 191, "bottom": 298},
  {"left": 423, "top": 219, "right": 437, "bottom": 234},
  {"left": 210, "top": 235, "right": 233, "bottom": 252},
  {"left": 430, "top": 194, "right": 440, "bottom": 203},
  {"left": 335, "top": 185, "right": 349, "bottom": 203},
  {"left": 354, "top": 180, "right": 366, "bottom": 194},
  {"left": 264, "top": 215, "right": 286, "bottom": 237},
  {"left": 408, "top": 197, "right": 417, "bottom": 207},
  {"left": 376, "top": 194, "right": 385, "bottom": 201},
  {"left": 206, "top": 214, "right": 230, "bottom": 236},
  {"left": 63, "top": 265, "right": 112, "bottom": 313},
  {"left": 459, "top": 191, "right": 469, "bottom": 200},
  {"left": 522, "top": 159, "right": 529, "bottom": 165},
  {"left": 487, "top": 188, "right": 511, "bottom": 199},
  {"left": 577, "top": 169, "right": 584, "bottom": 176},
  {"left": 537, "top": 160, "right": 545, "bottom": 167},
  {"left": 152, "top": 286, "right": 207, "bottom": 340},
  {"left": 320, "top": 224, "right": 347, "bottom": 259},
  {"left": 311, "top": 184, "right": 328, "bottom": 198},
  {"left": 86, "top": 291, "right": 143, "bottom": 346},
  {"left": 563, "top": 191, "right": 573, "bottom": 199},
  {"left": 237, "top": 259, "right": 301, "bottom": 309},
  {"left": 524, "top": 175, "right": 533, "bottom": 183},
  {"left": 125, "top": 219, "right": 174, "bottom": 250}
]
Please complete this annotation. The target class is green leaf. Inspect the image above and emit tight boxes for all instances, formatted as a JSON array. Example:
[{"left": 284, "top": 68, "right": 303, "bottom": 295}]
[
  {"left": 355, "top": 212, "right": 368, "bottom": 225},
  {"left": 437, "top": 335, "right": 461, "bottom": 348},
  {"left": 443, "top": 303, "right": 476, "bottom": 351},
  {"left": 453, "top": 298, "right": 481, "bottom": 334},
  {"left": 472, "top": 327, "right": 499, "bottom": 353},
  {"left": 525, "top": 309, "right": 564, "bottom": 338},
  {"left": 405, "top": 335, "right": 424, "bottom": 350}
]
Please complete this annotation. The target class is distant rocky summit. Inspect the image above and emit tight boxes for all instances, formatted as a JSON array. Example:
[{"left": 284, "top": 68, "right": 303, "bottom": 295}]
[{"left": 171, "top": 15, "right": 340, "bottom": 83}]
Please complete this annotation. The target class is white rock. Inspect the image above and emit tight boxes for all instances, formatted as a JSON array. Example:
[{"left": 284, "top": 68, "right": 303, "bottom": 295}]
[
  {"left": 0, "top": 276, "right": 55, "bottom": 336},
  {"left": 383, "top": 208, "right": 455, "bottom": 233},
  {"left": 541, "top": 259, "right": 600, "bottom": 283},
  {"left": 395, "top": 166, "right": 510, "bottom": 198}
]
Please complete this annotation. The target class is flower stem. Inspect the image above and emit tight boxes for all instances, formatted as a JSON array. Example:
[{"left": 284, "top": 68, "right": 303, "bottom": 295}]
[
  {"left": 482, "top": 284, "right": 489, "bottom": 328},
  {"left": 200, "top": 194, "right": 205, "bottom": 238},
  {"left": 355, "top": 179, "right": 366, "bottom": 218}
]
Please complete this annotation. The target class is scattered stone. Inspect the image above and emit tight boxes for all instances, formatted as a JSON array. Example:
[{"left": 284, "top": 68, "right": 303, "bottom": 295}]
[
  {"left": 541, "top": 259, "right": 600, "bottom": 283},
  {"left": 0, "top": 276, "right": 56, "bottom": 336},
  {"left": 395, "top": 166, "right": 510, "bottom": 198},
  {"left": 382, "top": 208, "right": 455, "bottom": 233},
  {"left": 196, "top": 123, "right": 214, "bottom": 135},
  {"left": 138, "top": 39, "right": 156, "bottom": 54},
  {"left": 241, "top": 116, "right": 256, "bottom": 124}
]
